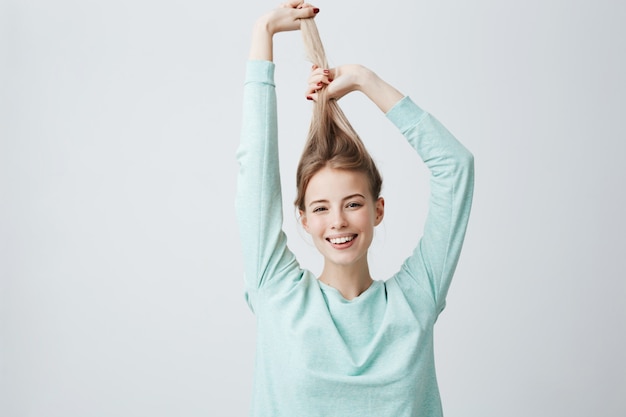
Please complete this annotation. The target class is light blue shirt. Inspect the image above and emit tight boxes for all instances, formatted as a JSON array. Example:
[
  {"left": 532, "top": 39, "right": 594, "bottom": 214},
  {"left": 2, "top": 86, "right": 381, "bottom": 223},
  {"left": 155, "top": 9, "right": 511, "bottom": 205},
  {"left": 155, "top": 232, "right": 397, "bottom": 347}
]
[{"left": 237, "top": 60, "right": 474, "bottom": 417}]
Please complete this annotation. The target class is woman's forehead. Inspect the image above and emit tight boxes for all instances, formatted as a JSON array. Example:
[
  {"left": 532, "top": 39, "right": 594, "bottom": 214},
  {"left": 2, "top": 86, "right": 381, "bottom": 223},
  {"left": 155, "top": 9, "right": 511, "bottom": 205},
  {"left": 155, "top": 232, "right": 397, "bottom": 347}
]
[{"left": 305, "top": 168, "right": 371, "bottom": 201}]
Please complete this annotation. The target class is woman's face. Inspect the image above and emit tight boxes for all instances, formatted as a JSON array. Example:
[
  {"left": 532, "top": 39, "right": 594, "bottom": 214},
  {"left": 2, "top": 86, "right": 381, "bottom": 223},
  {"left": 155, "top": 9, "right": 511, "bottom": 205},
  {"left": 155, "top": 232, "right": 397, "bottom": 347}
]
[{"left": 300, "top": 167, "right": 384, "bottom": 269}]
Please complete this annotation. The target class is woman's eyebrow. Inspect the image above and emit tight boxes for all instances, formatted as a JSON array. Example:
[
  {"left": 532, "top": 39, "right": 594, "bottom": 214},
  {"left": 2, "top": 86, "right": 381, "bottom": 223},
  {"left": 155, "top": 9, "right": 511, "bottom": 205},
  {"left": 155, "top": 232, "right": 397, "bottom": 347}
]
[
  {"left": 343, "top": 193, "right": 366, "bottom": 201},
  {"left": 308, "top": 199, "right": 329, "bottom": 207}
]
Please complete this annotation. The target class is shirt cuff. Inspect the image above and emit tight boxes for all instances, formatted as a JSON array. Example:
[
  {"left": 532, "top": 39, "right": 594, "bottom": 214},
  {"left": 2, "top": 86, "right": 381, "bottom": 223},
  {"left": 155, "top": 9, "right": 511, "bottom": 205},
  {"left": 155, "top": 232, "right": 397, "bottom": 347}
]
[
  {"left": 245, "top": 60, "right": 276, "bottom": 86},
  {"left": 385, "top": 96, "right": 427, "bottom": 132}
]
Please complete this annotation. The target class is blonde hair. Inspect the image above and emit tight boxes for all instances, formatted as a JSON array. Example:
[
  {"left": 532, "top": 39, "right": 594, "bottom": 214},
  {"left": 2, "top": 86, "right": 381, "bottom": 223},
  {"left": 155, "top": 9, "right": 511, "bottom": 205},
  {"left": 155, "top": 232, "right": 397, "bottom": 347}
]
[{"left": 295, "top": 18, "right": 382, "bottom": 211}]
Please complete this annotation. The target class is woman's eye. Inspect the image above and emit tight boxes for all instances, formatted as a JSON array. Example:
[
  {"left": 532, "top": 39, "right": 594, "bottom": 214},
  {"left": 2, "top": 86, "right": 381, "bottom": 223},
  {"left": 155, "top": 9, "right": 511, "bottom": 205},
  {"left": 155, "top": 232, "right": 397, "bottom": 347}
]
[
  {"left": 347, "top": 202, "right": 362, "bottom": 209},
  {"left": 312, "top": 207, "right": 327, "bottom": 213}
]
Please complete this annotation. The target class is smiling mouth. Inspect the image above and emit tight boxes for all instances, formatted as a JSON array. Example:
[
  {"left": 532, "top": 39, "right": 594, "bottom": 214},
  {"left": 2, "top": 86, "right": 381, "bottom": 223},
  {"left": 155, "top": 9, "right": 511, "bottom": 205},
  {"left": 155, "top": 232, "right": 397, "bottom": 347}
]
[{"left": 327, "top": 234, "right": 357, "bottom": 245}]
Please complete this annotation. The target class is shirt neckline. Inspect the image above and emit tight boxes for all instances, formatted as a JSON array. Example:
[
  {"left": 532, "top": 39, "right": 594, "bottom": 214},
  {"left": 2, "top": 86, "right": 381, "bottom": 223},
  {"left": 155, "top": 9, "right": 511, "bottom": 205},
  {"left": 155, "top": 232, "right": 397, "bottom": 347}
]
[{"left": 317, "top": 279, "right": 382, "bottom": 304}]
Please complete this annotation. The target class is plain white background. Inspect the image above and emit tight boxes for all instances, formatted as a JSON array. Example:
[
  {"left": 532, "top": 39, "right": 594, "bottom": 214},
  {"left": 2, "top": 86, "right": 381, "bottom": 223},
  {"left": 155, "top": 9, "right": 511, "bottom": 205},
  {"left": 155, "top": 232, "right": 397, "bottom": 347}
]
[{"left": 1, "top": 0, "right": 625, "bottom": 416}]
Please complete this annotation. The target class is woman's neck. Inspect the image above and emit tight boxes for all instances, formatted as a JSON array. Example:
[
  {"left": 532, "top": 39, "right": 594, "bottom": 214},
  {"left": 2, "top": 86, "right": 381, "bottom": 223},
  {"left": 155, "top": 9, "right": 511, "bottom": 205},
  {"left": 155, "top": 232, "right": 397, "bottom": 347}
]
[{"left": 318, "top": 260, "right": 373, "bottom": 300}]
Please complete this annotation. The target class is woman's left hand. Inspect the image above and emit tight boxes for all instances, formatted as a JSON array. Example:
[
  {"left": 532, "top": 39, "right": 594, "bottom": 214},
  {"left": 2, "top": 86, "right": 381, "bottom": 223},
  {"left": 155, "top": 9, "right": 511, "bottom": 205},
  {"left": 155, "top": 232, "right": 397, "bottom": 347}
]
[
  {"left": 305, "top": 64, "right": 404, "bottom": 113},
  {"left": 305, "top": 64, "right": 369, "bottom": 102}
]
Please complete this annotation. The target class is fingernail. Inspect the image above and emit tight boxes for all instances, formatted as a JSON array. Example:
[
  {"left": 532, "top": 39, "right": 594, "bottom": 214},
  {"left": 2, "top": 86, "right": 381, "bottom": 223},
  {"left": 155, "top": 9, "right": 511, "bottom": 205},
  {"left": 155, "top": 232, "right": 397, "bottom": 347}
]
[
  {"left": 314, "top": 8, "right": 319, "bottom": 13},
  {"left": 316, "top": 82, "right": 322, "bottom": 86},
  {"left": 307, "top": 96, "right": 313, "bottom": 100},
  {"left": 328, "top": 78, "right": 333, "bottom": 82},
  {"left": 323, "top": 69, "right": 329, "bottom": 74}
]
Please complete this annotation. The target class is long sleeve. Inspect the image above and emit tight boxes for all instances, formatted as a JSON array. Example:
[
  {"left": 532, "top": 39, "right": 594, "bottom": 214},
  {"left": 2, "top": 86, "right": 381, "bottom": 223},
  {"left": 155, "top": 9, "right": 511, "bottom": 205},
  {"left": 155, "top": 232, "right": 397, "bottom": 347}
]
[
  {"left": 236, "top": 60, "right": 300, "bottom": 312},
  {"left": 386, "top": 96, "right": 474, "bottom": 316}
]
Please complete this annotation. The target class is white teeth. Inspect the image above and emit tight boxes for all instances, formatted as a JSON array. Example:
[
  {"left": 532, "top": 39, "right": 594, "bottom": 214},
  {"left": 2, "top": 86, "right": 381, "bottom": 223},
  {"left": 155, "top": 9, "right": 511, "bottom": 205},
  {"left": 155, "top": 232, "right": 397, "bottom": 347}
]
[{"left": 329, "top": 236, "right": 355, "bottom": 244}]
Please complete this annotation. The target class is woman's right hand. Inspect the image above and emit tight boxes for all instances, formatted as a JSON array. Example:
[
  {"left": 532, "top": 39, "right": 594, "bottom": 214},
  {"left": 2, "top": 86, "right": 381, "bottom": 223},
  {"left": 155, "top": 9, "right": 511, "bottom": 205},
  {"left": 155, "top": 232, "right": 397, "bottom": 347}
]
[
  {"left": 258, "top": 1, "right": 319, "bottom": 35},
  {"left": 250, "top": 1, "right": 318, "bottom": 61}
]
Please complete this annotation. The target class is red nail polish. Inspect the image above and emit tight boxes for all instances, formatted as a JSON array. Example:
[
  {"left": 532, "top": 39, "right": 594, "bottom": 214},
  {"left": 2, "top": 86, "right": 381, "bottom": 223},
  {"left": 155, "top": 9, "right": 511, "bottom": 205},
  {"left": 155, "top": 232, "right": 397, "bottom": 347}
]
[
  {"left": 307, "top": 96, "right": 313, "bottom": 100},
  {"left": 323, "top": 69, "right": 329, "bottom": 74},
  {"left": 328, "top": 78, "right": 333, "bottom": 82},
  {"left": 317, "top": 82, "right": 322, "bottom": 86},
  {"left": 314, "top": 8, "right": 320, "bottom": 13}
]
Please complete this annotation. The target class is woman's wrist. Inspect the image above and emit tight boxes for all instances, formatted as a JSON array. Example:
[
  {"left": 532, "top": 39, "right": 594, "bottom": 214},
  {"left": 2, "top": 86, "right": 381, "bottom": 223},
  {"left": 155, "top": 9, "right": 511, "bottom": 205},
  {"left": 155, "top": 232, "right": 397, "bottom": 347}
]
[
  {"left": 249, "top": 18, "right": 274, "bottom": 61},
  {"left": 354, "top": 66, "right": 377, "bottom": 92},
  {"left": 359, "top": 68, "right": 404, "bottom": 113}
]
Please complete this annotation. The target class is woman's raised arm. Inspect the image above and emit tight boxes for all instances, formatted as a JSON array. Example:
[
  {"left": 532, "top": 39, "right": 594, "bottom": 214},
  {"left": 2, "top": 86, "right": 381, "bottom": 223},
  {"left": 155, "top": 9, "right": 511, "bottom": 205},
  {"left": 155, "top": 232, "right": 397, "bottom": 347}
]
[
  {"left": 237, "top": 3, "right": 319, "bottom": 310},
  {"left": 307, "top": 63, "right": 474, "bottom": 316}
]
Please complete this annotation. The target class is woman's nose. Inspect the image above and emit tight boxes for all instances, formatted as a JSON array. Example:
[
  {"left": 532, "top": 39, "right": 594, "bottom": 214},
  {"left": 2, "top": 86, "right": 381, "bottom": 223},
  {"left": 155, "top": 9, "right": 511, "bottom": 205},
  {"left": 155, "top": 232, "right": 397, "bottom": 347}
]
[{"left": 331, "top": 210, "right": 348, "bottom": 229}]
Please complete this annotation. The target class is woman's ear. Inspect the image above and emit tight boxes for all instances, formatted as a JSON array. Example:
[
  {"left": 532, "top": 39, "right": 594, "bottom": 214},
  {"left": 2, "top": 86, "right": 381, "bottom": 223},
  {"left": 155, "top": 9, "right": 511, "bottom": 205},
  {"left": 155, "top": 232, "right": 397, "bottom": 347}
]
[
  {"left": 299, "top": 210, "right": 310, "bottom": 232},
  {"left": 374, "top": 197, "right": 385, "bottom": 226}
]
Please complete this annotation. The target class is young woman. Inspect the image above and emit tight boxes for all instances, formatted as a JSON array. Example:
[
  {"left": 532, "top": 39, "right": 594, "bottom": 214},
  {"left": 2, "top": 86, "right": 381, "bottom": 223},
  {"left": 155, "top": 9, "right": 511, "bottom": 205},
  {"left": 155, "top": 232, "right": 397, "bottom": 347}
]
[{"left": 237, "top": 2, "right": 474, "bottom": 416}]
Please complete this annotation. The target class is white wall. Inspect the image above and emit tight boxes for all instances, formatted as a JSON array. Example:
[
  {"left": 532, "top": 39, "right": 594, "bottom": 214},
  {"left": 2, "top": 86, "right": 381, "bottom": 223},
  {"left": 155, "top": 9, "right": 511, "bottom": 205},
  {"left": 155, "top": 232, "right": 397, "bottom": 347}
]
[{"left": 1, "top": 0, "right": 625, "bottom": 416}]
